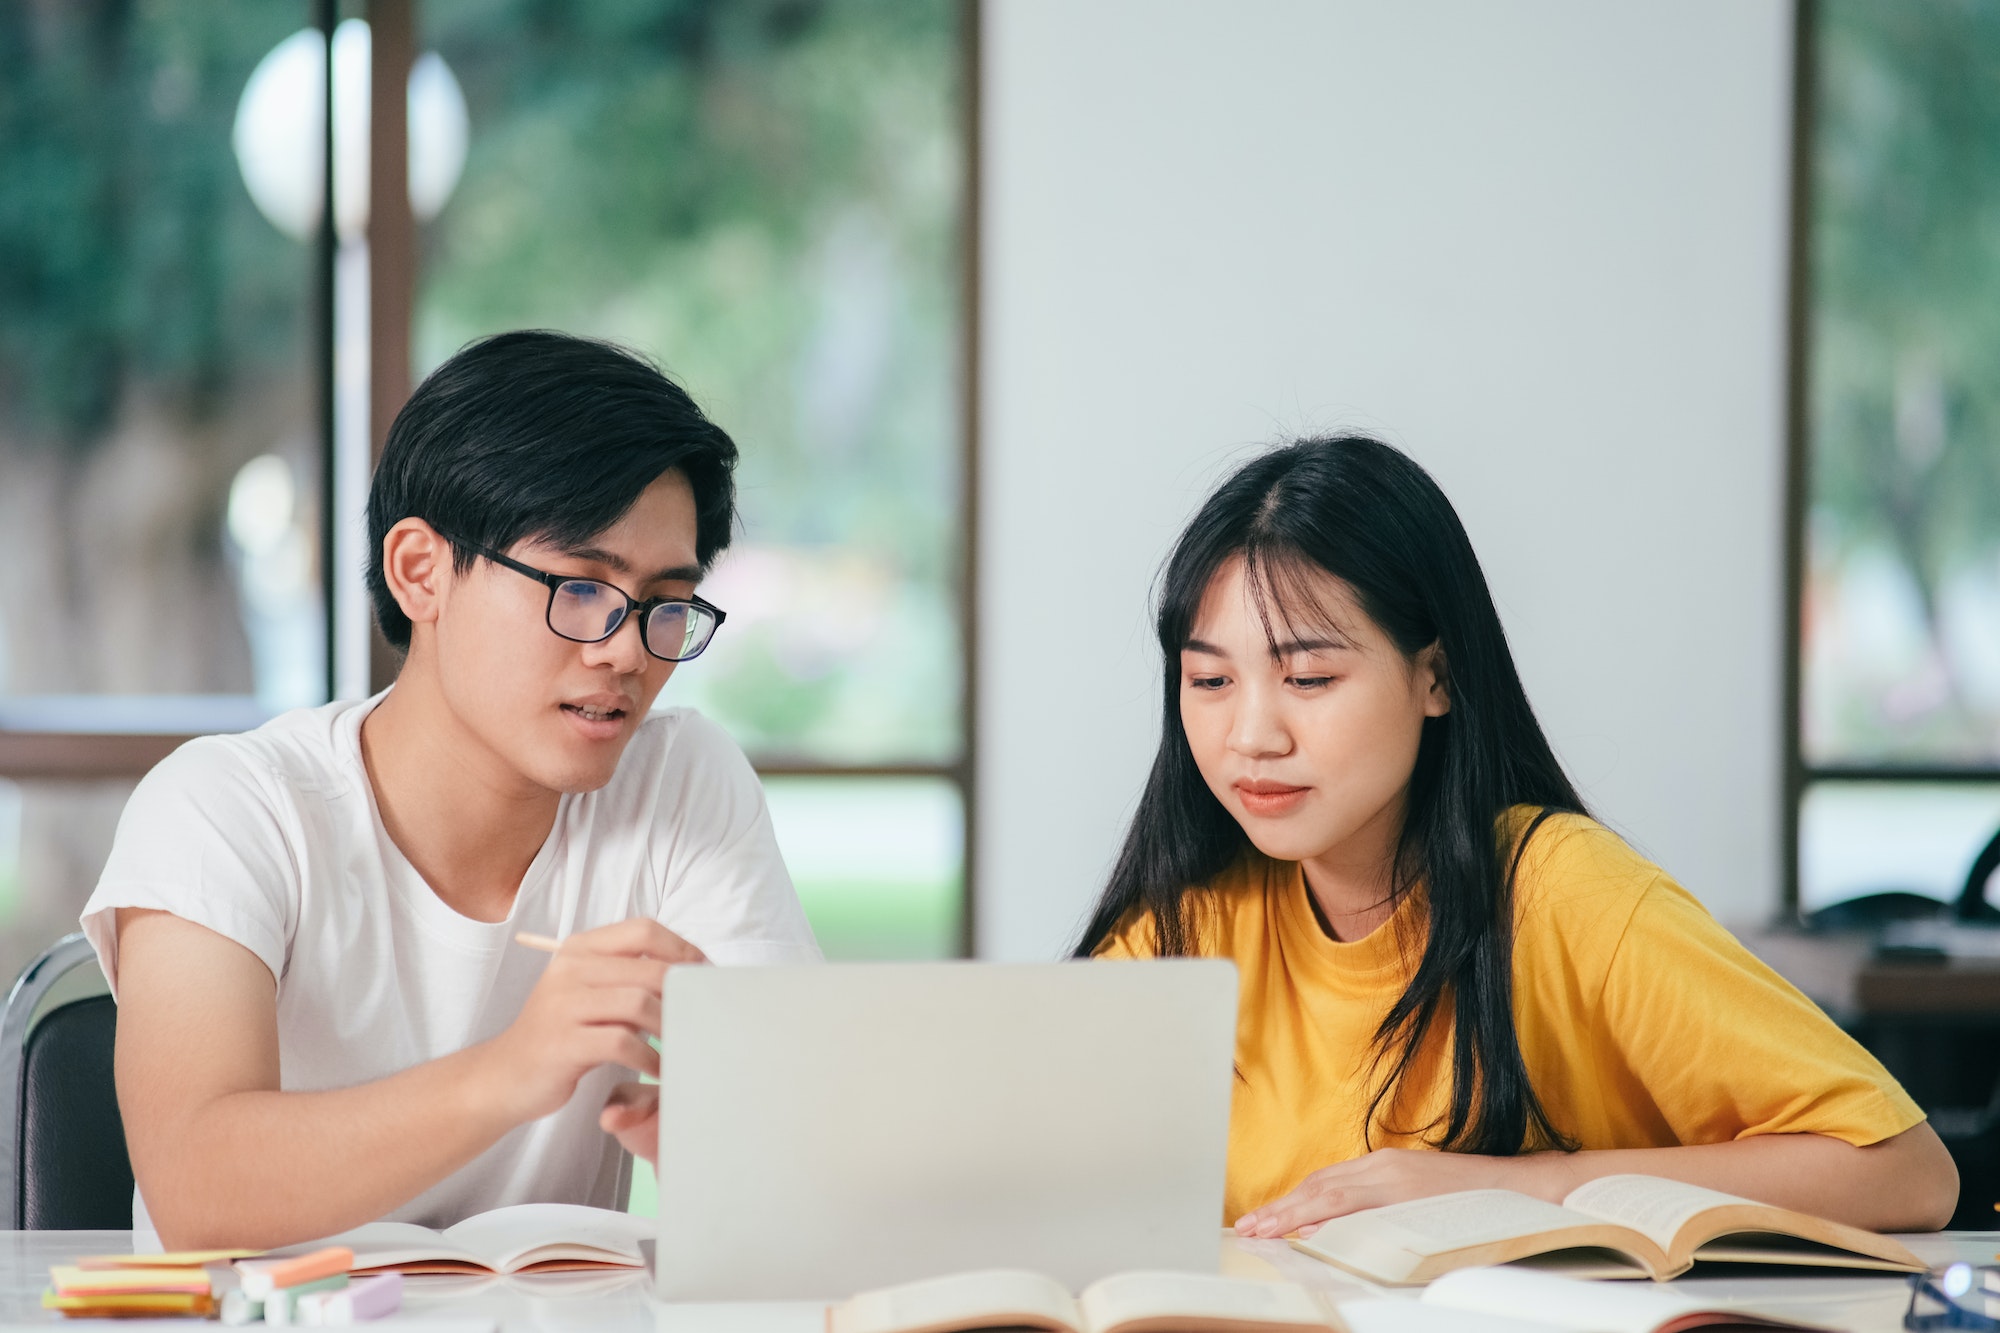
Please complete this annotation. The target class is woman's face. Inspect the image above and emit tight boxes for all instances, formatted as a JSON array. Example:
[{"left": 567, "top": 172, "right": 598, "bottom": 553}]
[{"left": 1179, "top": 554, "right": 1450, "bottom": 869}]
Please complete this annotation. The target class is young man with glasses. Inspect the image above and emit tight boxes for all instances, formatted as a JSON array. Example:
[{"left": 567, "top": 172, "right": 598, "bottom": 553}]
[{"left": 81, "top": 331, "right": 819, "bottom": 1248}]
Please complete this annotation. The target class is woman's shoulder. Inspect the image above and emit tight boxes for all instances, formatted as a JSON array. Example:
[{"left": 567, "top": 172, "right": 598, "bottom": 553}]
[{"left": 1503, "top": 806, "right": 1672, "bottom": 946}]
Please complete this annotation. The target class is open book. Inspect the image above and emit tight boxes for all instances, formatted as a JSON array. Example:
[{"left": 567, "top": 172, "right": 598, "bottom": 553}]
[
  {"left": 827, "top": 1269, "right": 1343, "bottom": 1333},
  {"left": 1340, "top": 1266, "right": 1836, "bottom": 1333},
  {"left": 283, "top": 1203, "right": 651, "bottom": 1276},
  {"left": 1290, "top": 1174, "right": 1924, "bottom": 1284}
]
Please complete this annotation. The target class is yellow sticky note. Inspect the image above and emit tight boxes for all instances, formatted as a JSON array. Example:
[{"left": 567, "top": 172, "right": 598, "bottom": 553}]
[{"left": 73, "top": 1249, "right": 260, "bottom": 1269}]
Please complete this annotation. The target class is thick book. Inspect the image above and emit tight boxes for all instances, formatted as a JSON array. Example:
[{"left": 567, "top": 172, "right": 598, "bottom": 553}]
[
  {"left": 826, "top": 1268, "right": 1343, "bottom": 1333},
  {"left": 1289, "top": 1174, "right": 1925, "bottom": 1285},
  {"left": 287, "top": 1203, "right": 651, "bottom": 1276}
]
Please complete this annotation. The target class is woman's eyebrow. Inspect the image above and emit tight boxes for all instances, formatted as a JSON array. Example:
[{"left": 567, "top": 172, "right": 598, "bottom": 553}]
[
  {"left": 1271, "top": 637, "right": 1351, "bottom": 655},
  {"left": 1182, "top": 637, "right": 1229, "bottom": 656}
]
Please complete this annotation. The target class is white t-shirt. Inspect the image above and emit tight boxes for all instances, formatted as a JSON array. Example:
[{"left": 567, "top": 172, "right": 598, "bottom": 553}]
[{"left": 81, "top": 692, "right": 820, "bottom": 1229}]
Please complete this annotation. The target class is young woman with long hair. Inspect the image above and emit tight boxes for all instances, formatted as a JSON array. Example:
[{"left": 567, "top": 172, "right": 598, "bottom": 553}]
[{"left": 1076, "top": 435, "right": 1956, "bottom": 1238}]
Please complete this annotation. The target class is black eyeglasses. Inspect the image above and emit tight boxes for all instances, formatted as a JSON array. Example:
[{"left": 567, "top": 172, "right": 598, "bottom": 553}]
[
  {"left": 450, "top": 537, "right": 726, "bottom": 663},
  {"left": 1909, "top": 1264, "right": 2000, "bottom": 1329}
]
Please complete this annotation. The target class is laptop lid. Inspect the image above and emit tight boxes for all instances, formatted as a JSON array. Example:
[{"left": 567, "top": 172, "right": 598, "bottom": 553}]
[{"left": 653, "top": 959, "right": 1238, "bottom": 1301}]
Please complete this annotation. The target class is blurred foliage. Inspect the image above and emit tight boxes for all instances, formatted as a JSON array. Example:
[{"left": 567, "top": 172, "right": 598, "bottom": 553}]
[
  {"left": 0, "top": 0, "right": 308, "bottom": 445},
  {"left": 419, "top": 0, "right": 964, "bottom": 761},
  {"left": 1810, "top": 0, "right": 2000, "bottom": 752}
]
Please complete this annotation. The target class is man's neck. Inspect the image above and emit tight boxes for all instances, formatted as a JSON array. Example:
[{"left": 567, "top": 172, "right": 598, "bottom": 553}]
[{"left": 358, "top": 661, "right": 562, "bottom": 924}]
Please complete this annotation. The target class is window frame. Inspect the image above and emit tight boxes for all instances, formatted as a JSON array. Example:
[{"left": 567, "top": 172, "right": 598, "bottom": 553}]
[
  {"left": 0, "top": 0, "right": 982, "bottom": 958},
  {"left": 1780, "top": 0, "right": 2000, "bottom": 916}
]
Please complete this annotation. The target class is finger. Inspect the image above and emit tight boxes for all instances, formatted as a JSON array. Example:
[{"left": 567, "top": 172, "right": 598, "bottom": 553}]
[
  {"left": 550, "top": 954, "right": 669, "bottom": 996},
  {"left": 586, "top": 1028, "right": 662, "bottom": 1079},
  {"left": 1239, "top": 1182, "right": 1373, "bottom": 1239},
  {"left": 601, "top": 1101, "right": 660, "bottom": 1165},
  {"left": 602, "top": 1081, "right": 659, "bottom": 1117},
  {"left": 569, "top": 986, "right": 662, "bottom": 1036},
  {"left": 571, "top": 917, "right": 707, "bottom": 964}
]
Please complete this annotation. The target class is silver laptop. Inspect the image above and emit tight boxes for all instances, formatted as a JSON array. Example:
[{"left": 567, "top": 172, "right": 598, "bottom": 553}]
[{"left": 653, "top": 959, "right": 1238, "bottom": 1301}]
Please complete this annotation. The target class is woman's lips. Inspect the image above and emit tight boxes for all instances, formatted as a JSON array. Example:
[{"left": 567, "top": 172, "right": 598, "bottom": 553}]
[{"left": 1233, "top": 781, "right": 1310, "bottom": 816}]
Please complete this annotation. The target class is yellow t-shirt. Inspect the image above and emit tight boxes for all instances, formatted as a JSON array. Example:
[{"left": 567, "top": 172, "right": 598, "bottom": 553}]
[{"left": 1096, "top": 809, "right": 1924, "bottom": 1223}]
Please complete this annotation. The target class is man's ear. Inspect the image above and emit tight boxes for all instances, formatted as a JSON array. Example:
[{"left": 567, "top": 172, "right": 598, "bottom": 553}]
[
  {"left": 1419, "top": 641, "right": 1452, "bottom": 718},
  {"left": 381, "top": 519, "right": 453, "bottom": 633}
]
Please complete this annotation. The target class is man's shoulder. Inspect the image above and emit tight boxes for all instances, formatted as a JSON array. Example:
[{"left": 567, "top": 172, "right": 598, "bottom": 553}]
[{"left": 142, "top": 698, "right": 367, "bottom": 810}]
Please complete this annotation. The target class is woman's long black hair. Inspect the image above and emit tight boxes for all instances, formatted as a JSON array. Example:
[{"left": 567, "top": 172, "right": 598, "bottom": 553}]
[{"left": 1074, "top": 435, "right": 1586, "bottom": 1156}]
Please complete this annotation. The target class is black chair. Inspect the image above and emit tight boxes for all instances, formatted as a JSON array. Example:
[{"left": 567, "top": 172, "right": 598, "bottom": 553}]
[{"left": 0, "top": 933, "right": 133, "bottom": 1228}]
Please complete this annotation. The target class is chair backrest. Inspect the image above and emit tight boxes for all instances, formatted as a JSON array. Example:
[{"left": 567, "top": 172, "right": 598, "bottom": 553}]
[{"left": 0, "top": 934, "right": 133, "bottom": 1229}]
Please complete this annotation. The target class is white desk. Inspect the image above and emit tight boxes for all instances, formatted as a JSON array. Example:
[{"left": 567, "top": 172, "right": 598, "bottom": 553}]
[{"left": 1, "top": 1231, "right": 1994, "bottom": 1332}]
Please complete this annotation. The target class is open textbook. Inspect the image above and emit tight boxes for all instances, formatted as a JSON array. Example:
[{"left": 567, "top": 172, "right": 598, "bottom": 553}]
[
  {"left": 283, "top": 1203, "right": 650, "bottom": 1276},
  {"left": 1340, "top": 1265, "right": 1836, "bottom": 1333},
  {"left": 826, "top": 1265, "right": 1838, "bottom": 1333},
  {"left": 1290, "top": 1174, "right": 1924, "bottom": 1285},
  {"left": 826, "top": 1269, "right": 1342, "bottom": 1333}
]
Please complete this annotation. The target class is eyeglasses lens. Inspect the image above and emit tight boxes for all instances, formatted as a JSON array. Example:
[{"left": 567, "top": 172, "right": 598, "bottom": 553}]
[
  {"left": 644, "top": 601, "right": 716, "bottom": 661},
  {"left": 550, "top": 580, "right": 627, "bottom": 642}
]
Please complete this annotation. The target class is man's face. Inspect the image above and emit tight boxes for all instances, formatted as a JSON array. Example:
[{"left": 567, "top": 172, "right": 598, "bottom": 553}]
[{"left": 430, "top": 468, "right": 703, "bottom": 794}]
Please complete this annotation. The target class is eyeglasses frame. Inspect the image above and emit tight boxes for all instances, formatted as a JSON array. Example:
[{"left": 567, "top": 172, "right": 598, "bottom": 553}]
[
  {"left": 446, "top": 535, "right": 727, "bottom": 663},
  {"left": 1908, "top": 1265, "right": 2000, "bottom": 1330}
]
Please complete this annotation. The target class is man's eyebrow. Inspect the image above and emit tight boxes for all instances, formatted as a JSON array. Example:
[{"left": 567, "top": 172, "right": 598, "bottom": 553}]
[{"left": 559, "top": 544, "right": 702, "bottom": 585}]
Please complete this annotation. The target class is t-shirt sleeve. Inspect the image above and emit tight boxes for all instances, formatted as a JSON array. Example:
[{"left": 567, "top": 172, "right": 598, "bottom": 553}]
[
  {"left": 79, "top": 738, "right": 299, "bottom": 999},
  {"left": 1598, "top": 877, "right": 1924, "bottom": 1148},
  {"left": 647, "top": 713, "right": 822, "bottom": 965},
  {"left": 1092, "top": 907, "right": 1161, "bottom": 959}
]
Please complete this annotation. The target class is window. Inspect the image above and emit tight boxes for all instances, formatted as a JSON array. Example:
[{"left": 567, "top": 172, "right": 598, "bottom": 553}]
[
  {"left": 0, "top": 2, "right": 324, "bottom": 978},
  {"left": 0, "top": 0, "right": 972, "bottom": 983},
  {"left": 1790, "top": 0, "right": 2000, "bottom": 914}
]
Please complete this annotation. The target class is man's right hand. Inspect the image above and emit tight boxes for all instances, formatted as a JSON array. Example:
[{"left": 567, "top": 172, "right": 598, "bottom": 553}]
[{"left": 476, "top": 918, "right": 706, "bottom": 1123}]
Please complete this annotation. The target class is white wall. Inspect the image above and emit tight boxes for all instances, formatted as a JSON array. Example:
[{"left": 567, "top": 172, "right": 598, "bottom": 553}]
[{"left": 976, "top": 0, "right": 1795, "bottom": 958}]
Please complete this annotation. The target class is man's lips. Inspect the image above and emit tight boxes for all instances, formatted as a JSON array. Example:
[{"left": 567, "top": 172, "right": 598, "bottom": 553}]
[
  {"left": 559, "top": 699, "right": 633, "bottom": 740},
  {"left": 1233, "top": 780, "right": 1310, "bottom": 815}
]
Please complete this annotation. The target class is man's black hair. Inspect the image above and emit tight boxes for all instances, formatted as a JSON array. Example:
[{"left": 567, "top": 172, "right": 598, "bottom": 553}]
[{"left": 365, "top": 329, "right": 739, "bottom": 652}]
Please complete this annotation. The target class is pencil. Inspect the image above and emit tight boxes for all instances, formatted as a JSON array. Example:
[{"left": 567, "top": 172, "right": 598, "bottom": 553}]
[{"left": 514, "top": 932, "right": 563, "bottom": 952}]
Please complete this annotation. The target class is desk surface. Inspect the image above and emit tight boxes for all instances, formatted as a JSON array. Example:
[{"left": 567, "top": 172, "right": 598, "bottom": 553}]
[{"left": 1, "top": 1231, "right": 1994, "bottom": 1333}]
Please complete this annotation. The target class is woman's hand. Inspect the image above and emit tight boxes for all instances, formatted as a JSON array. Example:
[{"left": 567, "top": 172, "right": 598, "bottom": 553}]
[{"left": 1233, "top": 1147, "right": 1567, "bottom": 1239}]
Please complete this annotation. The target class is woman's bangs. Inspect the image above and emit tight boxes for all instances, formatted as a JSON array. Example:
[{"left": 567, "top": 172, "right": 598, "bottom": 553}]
[{"left": 1240, "top": 541, "right": 1361, "bottom": 658}]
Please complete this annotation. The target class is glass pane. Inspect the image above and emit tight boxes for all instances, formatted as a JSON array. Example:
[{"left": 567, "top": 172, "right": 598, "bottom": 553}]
[
  {"left": 1804, "top": 2, "right": 2000, "bottom": 764},
  {"left": 417, "top": 1, "right": 965, "bottom": 764},
  {"left": 765, "top": 775, "right": 964, "bottom": 961},
  {"left": 0, "top": 778, "right": 139, "bottom": 991},
  {"left": 1799, "top": 781, "right": 2000, "bottom": 914},
  {"left": 0, "top": 5, "right": 326, "bottom": 725}
]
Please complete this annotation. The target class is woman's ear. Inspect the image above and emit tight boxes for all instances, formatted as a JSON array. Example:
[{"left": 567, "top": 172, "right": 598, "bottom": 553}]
[
  {"left": 381, "top": 519, "right": 452, "bottom": 633},
  {"left": 1419, "top": 642, "right": 1452, "bottom": 717}
]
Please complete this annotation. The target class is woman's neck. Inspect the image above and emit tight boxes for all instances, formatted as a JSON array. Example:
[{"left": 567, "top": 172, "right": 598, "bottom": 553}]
[{"left": 1299, "top": 792, "right": 1406, "bottom": 942}]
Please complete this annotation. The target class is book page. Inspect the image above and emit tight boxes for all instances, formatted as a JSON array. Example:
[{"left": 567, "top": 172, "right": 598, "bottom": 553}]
[
  {"left": 1560, "top": 1176, "right": 1752, "bottom": 1252},
  {"left": 284, "top": 1222, "right": 477, "bottom": 1271},
  {"left": 1338, "top": 1298, "right": 1564, "bottom": 1333},
  {"left": 1420, "top": 1266, "right": 1818, "bottom": 1333},
  {"left": 828, "top": 1269, "right": 1079, "bottom": 1333},
  {"left": 441, "top": 1203, "right": 650, "bottom": 1271},
  {"left": 1294, "top": 1191, "right": 1604, "bottom": 1283},
  {"left": 1077, "top": 1272, "right": 1331, "bottom": 1333}
]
